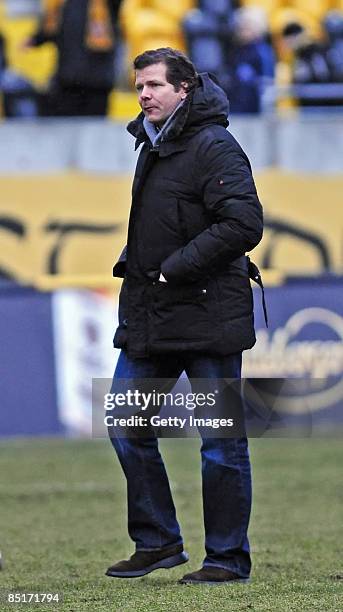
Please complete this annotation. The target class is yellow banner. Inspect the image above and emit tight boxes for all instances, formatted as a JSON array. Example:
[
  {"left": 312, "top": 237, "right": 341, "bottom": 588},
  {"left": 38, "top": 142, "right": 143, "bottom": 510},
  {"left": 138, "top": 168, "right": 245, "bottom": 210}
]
[{"left": 0, "top": 170, "right": 341, "bottom": 284}]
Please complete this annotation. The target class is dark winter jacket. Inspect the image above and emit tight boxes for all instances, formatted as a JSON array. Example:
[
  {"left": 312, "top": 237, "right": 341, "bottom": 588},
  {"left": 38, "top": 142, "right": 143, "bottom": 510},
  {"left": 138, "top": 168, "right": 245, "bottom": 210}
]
[
  {"left": 31, "top": 0, "right": 121, "bottom": 90},
  {"left": 113, "top": 74, "right": 263, "bottom": 358}
]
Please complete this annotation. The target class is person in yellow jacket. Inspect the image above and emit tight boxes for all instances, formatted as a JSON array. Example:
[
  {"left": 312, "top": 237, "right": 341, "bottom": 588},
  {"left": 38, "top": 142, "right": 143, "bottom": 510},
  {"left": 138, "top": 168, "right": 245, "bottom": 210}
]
[{"left": 120, "top": 0, "right": 195, "bottom": 68}]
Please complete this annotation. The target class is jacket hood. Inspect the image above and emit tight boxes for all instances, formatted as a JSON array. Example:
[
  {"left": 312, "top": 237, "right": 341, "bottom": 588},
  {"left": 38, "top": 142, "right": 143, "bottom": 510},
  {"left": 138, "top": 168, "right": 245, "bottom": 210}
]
[
  {"left": 127, "top": 73, "right": 229, "bottom": 148},
  {"left": 186, "top": 73, "right": 230, "bottom": 130}
]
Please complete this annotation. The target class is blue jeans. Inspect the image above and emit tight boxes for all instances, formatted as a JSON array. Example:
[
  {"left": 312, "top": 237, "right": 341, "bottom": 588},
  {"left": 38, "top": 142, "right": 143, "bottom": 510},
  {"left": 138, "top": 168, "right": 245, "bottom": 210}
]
[{"left": 109, "top": 350, "right": 251, "bottom": 578}]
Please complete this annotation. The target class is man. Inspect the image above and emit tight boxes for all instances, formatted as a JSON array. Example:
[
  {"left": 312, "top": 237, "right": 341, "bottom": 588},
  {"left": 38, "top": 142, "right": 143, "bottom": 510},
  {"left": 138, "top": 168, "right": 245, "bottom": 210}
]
[
  {"left": 22, "top": 0, "right": 122, "bottom": 117},
  {"left": 106, "top": 48, "right": 263, "bottom": 584}
]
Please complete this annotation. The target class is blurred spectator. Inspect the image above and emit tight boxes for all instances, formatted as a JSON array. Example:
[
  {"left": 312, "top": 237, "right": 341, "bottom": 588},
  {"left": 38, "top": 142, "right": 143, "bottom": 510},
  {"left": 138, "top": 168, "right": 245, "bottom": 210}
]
[
  {"left": 22, "top": 0, "right": 122, "bottom": 117},
  {"left": 270, "top": 7, "right": 321, "bottom": 63},
  {"left": 227, "top": 7, "right": 275, "bottom": 113},
  {"left": 282, "top": 22, "right": 330, "bottom": 84},
  {"left": 281, "top": 19, "right": 343, "bottom": 106},
  {"left": 0, "top": 29, "right": 38, "bottom": 118},
  {"left": 323, "top": 10, "right": 343, "bottom": 82},
  {"left": 184, "top": 3, "right": 275, "bottom": 113},
  {"left": 121, "top": 0, "right": 194, "bottom": 70}
]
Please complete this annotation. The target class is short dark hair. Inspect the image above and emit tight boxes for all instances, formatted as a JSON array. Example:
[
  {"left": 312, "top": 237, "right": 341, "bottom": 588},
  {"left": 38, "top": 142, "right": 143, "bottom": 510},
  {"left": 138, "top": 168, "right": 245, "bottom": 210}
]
[
  {"left": 133, "top": 47, "right": 199, "bottom": 92},
  {"left": 282, "top": 22, "right": 304, "bottom": 37}
]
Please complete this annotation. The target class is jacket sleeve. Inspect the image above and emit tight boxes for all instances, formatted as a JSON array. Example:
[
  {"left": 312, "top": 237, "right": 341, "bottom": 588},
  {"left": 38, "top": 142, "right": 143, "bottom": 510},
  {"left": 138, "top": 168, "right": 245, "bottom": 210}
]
[
  {"left": 28, "top": 21, "right": 58, "bottom": 46},
  {"left": 112, "top": 245, "right": 127, "bottom": 278},
  {"left": 160, "top": 134, "right": 263, "bottom": 283}
]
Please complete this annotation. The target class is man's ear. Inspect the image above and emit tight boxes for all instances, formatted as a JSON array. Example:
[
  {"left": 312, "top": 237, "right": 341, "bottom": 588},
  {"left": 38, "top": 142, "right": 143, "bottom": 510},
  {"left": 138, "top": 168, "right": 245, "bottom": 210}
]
[{"left": 180, "top": 82, "right": 189, "bottom": 99}]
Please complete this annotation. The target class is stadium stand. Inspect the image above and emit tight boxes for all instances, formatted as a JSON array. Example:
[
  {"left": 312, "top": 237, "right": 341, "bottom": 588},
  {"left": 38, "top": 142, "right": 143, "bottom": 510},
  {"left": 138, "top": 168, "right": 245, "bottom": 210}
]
[
  {"left": 1, "top": 0, "right": 343, "bottom": 114},
  {"left": 184, "top": 4, "right": 275, "bottom": 112},
  {"left": 120, "top": 0, "right": 195, "bottom": 68},
  {"left": 0, "top": 2, "right": 55, "bottom": 88},
  {"left": 182, "top": 1, "right": 235, "bottom": 92},
  {"left": 241, "top": 0, "right": 281, "bottom": 17}
]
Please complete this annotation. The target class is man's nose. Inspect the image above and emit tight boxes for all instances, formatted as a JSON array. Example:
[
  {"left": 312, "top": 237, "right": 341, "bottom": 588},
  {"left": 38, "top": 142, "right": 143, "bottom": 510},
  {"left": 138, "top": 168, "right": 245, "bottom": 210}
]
[{"left": 140, "top": 87, "right": 152, "bottom": 99}]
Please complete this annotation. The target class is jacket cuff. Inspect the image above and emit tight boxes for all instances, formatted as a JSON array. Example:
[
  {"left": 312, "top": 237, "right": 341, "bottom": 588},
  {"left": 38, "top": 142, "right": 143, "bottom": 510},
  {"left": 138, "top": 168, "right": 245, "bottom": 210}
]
[
  {"left": 161, "top": 249, "right": 201, "bottom": 284},
  {"left": 112, "top": 245, "right": 127, "bottom": 278}
]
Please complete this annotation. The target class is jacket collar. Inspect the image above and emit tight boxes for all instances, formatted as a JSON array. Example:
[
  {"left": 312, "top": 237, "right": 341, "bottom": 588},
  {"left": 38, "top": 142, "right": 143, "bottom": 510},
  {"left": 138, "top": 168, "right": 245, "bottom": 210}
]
[
  {"left": 127, "top": 112, "right": 147, "bottom": 150},
  {"left": 127, "top": 93, "right": 194, "bottom": 155}
]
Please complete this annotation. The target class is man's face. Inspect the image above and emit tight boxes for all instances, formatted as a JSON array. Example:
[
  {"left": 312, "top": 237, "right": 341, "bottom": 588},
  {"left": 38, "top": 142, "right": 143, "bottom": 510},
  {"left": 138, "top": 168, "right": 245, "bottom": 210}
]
[{"left": 135, "top": 62, "right": 187, "bottom": 126}]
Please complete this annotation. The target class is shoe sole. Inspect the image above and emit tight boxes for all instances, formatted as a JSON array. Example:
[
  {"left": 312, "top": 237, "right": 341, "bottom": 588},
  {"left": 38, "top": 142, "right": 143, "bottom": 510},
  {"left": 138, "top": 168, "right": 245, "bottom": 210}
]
[
  {"left": 178, "top": 577, "right": 250, "bottom": 585},
  {"left": 106, "top": 551, "right": 189, "bottom": 578}
]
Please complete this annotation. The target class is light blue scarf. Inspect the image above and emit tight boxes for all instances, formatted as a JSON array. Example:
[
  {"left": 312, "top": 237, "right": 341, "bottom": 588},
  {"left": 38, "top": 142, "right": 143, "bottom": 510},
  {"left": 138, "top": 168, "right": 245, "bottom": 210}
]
[{"left": 143, "top": 99, "right": 186, "bottom": 148}]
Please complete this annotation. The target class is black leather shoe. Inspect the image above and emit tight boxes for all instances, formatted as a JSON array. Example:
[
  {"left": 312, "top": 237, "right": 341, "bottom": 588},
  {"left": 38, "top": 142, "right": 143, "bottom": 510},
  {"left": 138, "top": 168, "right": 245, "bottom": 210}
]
[
  {"left": 179, "top": 566, "right": 250, "bottom": 585},
  {"left": 106, "top": 544, "right": 189, "bottom": 578}
]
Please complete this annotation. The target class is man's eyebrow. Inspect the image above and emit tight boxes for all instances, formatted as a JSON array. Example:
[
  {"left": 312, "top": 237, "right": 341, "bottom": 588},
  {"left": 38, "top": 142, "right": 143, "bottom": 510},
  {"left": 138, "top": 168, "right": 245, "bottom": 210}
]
[{"left": 135, "top": 79, "right": 165, "bottom": 88}]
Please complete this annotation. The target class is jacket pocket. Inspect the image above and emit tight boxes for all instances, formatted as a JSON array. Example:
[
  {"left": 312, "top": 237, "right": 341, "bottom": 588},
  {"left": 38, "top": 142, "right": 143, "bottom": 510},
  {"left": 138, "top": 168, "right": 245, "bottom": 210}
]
[
  {"left": 149, "top": 281, "right": 211, "bottom": 343},
  {"left": 216, "top": 270, "right": 253, "bottom": 320}
]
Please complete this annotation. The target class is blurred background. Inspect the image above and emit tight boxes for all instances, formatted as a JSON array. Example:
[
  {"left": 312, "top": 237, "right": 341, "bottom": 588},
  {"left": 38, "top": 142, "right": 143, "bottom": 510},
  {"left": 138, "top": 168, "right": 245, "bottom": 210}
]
[{"left": 0, "top": 0, "right": 342, "bottom": 437}]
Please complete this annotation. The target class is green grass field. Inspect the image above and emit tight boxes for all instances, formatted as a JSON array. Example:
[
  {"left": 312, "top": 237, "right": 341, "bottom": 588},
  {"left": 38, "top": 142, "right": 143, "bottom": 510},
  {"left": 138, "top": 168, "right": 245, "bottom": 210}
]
[{"left": 0, "top": 438, "right": 342, "bottom": 612}]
